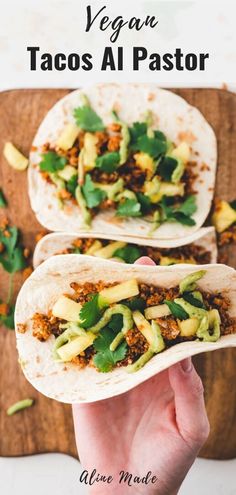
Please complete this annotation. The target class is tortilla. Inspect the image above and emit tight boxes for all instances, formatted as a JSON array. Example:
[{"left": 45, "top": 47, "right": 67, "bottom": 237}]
[
  {"left": 33, "top": 226, "right": 217, "bottom": 268},
  {"left": 29, "top": 83, "right": 217, "bottom": 240},
  {"left": 15, "top": 256, "right": 236, "bottom": 404}
]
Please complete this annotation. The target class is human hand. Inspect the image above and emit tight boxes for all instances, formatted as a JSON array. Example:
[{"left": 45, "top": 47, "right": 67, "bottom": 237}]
[{"left": 72, "top": 257, "right": 209, "bottom": 495}]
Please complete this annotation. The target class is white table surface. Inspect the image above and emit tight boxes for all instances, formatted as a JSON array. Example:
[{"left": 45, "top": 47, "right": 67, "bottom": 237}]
[{"left": 1, "top": 1, "right": 236, "bottom": 493}]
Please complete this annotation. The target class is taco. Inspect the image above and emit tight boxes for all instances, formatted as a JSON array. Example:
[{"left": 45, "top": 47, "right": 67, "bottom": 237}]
[
  {"left": 33, "top": 227, "right": 217, "bottom": 268},
  {"left": 29, "top": 84, "right": 217, "bottom": 240},
  {"left": 15, "top": 256, "right": 236, "bottom": 403}
]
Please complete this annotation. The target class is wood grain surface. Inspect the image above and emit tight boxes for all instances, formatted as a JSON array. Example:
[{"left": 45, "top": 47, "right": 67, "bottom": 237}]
[{"left": 0, "top": 88, "right": 235, "bottom": 460}]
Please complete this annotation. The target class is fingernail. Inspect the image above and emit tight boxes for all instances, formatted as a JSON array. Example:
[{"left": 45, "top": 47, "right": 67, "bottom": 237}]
[
  {"left": 134, "top": 256, "right": 156, "bottom": 266},
  {"left": 180, "top": 358, "right": 193, "bottom": 373}
]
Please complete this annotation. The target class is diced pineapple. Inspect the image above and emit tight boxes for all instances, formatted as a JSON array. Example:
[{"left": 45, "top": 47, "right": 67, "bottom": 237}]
[
  {"left": 178, "top": 317, "right": 199, "bottom": 337},
  {"left": 82, "top": 132, "right": 98, "bottom": 171},
  {"left": 52, "top": 296, "right": 82, "bottom": 322},
  {"left": 212, "top": 200, "right": 236, "bottom": 233},
  {"left": 171, "top": 142, "right": 190, "bottom": 164},
  {"left": 134, "top": 152, "right": 155, "bottom": 178},
  {"left": 3, "top": 142, "right": 28, "bottom": 171},
  {"left": 58, "top": 165, "right": 77, "bottom": 181},
  {"left": 144, "top": 304, "right": 171, "bottom": 320},
  {"left": 56, "top": 123, "right": 79, "bottom": 151},
  {"left": 99, "top": 279, "right": 139, "bottom": 305},
  {"left": 159, "top": 182, "right": 185, "bottom": 198},
  {"left": 57, "top": 332, "right": 95, "bottom": 361},
  {"left": 93, "top": 241, "right": 126, "bottom": 259},
  {"left": 133, "top": 310, "right": 154, "bottom": 345},
  {"left": 86, "top": 240, "right": 103, "bottom": 255},
  {"left": 144, "top": 177, "right": 161, "bottom": 203}
]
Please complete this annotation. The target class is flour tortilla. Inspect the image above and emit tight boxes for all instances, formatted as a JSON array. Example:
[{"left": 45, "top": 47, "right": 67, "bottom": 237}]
[
  {"left": 15, "top": 256, "right": 236, "bottom": 404},
  {"left": 33, "top": 227, "right": 217, "bottom": 268},
  {"left": 29, "top": 84, "right": 217, "bottom": 240}
]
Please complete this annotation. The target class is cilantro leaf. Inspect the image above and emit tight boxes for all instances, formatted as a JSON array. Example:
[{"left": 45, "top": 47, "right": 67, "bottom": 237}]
[
  {"left": 133, "top": 135, "right": 167, "bottom": 158},
  {"left": 67, "top": 174, "right": 78, "bottom": 197},
  {"left": 116, "top": 199, "right": 141, "bottom": 218},
  {"left": 0, "top": 304, "right": 15, "bottom": 330},
  {"left": 73, "top": 247, "right": 81, "bottom": 254},
  {"left": 136, "top": 193, "right": 152, "bottom": 215},
  {"left": 82, "top": 175, "right": 106, "bottom": 208},
  {"left": 113, "top": 245, "right": 141, "bottom": 264},
  {"left": 0, "top": 227, "right": 26, "bottom": 274},
  {"left": 73, "top": 106, "right": 105, "bottom": 132},
  {"left": 230, "top": 199, "right": 236, "bottom": 211},
  {"left": 183, "top": 293, "right": 206, "bottom": 309},
  {"left": 108, "top": 314, "right": 123, "bottom": 333},
  {"left": 96, "top": 152, "right": 120, "bottom": 173},
  {"left": 170, "top": 212, "right": 196, "bottom": 226},
  {"left": 122, "top": 297, "right": 146, "bottom": 312},
  {"left": 39, "top": 152, "right": 67, "bottom": 173},
  {"left": 93, "top": 327, "right": 127, "bottom": 372},
  {"left": 79, "top": 294, "right": 104, "bottom": 329},
  {"left": 157, "top": 156, "right": 178, "bottom": 181},
  {"left": 0, "top": 189, "right": 7, "bottom": 208},
  {"left": 154, "top": 130, "right": 166, "bottom": 141},
  {"left": 178, "top": 195, "right": 197, "bottom": 217},
  {"left": 164, "top": 300, "right": 189, "bottom": 320},
  {"left": 129, "top": 122, "right": 147, "bottom": 144}
]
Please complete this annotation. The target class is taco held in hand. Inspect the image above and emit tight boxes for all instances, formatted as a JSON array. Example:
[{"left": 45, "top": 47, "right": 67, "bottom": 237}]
[
  {"left": 15, "top": 256, "right": 236, "bottom": 403},
  {"left": 29, "top": 84, "right": 217, "bottom": 239}
]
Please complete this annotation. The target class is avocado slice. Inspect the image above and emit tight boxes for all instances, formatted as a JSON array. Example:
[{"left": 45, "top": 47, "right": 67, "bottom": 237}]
[
  {"left": 179, "top": 270, "right": 206, "bottom": 294},
  {"left": 212, "top": 200, "right": 236, "bottom": 233},
  {"left": 174, "top": 297, "right": 207, "bottom": 319},
  {"left": 196, "top": 309, "right": 221, "bottom": 342},
  {"left": 126, "top": 319, "right": 165, "bottom": 373},
  {"left": 94, "top": 178, "right": 124, "bottom": 201},
  {"left": 88, "top": 304, "right": 133, "bottom": 344},
  {"left": 75, "top": 185, "right": 92, "bottom": 229},
  {"left": 53, "top": 324, "right": 95, "bottom": 362}
]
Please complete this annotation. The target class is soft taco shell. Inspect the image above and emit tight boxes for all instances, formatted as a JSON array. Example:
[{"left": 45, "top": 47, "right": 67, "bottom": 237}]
[
  {"left": 29, "top": 83, "right": 217, "bottom": 240},
  {"left": 15, "top": 256, "right": 236, "bottom": 404},
  {"left": 33, "top": 227, "right": 217, "bottom": 268}
]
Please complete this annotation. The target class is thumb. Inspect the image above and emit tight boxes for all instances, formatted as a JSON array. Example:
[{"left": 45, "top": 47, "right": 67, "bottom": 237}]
[
  {"left": 169, "top": 358, "right": 210, "bottom": 449},
  {"left": 134, "top": 256, "right": 156, "bottom": 266}
]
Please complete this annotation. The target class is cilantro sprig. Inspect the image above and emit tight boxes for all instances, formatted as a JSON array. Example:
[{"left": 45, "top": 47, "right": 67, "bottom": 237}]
[
  {"left": 79, "top": 294, "right": 105, "bottom": 329},
  {"left": 93, "top": 327, "right": 127, "bottom": 372},
  {"left": 158, "top": 157, "right": 178, "bottom": 181},
  {"left": 96, "top": 152, "right": 120, "bottom": 173},
  {"left": 132, "top": 135, "right": 167, "bottom": 158},
  {"left": 116, "top": 199, "right": 141, "bottom": 218},
  {"left": 113, "top": 245, "right": 141, "bottom": 264},
  {"left": 39, "top": 152, "right": 67, "bottom": 173},
  {"left": 66, "top": 174, "right": 78, "bottom": 197},
  {"left": 0, "top": 303, "right": 15, "bottom": 330},
  {"left": 160, "top": 195, "right": 197, "bottom": 226},
  {"left": 74, "top": 106, "right": 105, "bottom": 132},
  {"left": 0, "top": 189, "right": 7, "bottom": 208},
  {"left": 82, "top": 175, "right": 106, "bottom": 208},
  {"left": 0, "top": 227, "right": 26, "bottom": 274},
  {"left": 164, "top": 300, "right": 189, "bottom": 320}
]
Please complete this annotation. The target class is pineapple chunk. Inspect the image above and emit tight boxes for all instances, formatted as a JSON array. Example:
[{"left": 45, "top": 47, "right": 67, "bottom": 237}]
[
  {"left": 159, "top": 182, "right": 185, "bottom": 198},
  {"left": 133, "top": 310, "right": 154, "bottom": 346},
  {"left": 58, "top": 165, "right": 77, "bottom": 181},
  {"left": 93, "top": 241, "right": 126, "bottom": 259},
  {"left": 99, "top": 279, "right": 139, "bottom": 305},
  {"left": 212, "top": 200, "right": 236, "bottom": 233},
  {"left": 144, "top": 304, "right": 171, "bottom": 320},
  {"left": 56, "top": 123, "right": 79, "bottom": 151},
  {"left": 3, "top": 142, "right": 28, "bottom": 171},
  {"left": 178, "top": 317, "right": 199, "bottom": 337},
  {"left": 86, "top": 240, "right": 103, "bottom": 255},
  {"left": 171, "top": 142, "right": 190, "bottom": 164},
  {"left": 82, "top": 132, "right": 98, "bottom": 171},
  {"left": 52, "top": 296, "right": 82, "bottom": 322},
  {"left": 134, "top": 152, "right": 155, "bottom": 178},
  {"left": 57, "top": 332, "right": 95, "bottom": 362}
]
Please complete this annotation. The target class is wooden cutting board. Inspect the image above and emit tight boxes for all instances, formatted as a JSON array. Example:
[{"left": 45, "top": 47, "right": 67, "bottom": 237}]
[{"left": 0, "top": 88, "right": 235, "bottom": 460}]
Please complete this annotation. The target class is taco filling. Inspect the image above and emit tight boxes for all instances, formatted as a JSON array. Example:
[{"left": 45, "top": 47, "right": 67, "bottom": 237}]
[
  {"left": 55, "top": 237, "right": 211, "bottom": 265},
  {"left": 37, "top": 95, "right": 198, "bottom": 234},
  {"left": 22, "top": 270, "right": 236, "bottom": 373}
]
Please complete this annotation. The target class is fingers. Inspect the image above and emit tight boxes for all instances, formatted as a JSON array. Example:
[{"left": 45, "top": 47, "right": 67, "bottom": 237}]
[
  {"left": 135, "top": 256, "right": 156, "bottom": 266},
  {"left": 169, "top": 358, "right": 210, "bottom": 449}
]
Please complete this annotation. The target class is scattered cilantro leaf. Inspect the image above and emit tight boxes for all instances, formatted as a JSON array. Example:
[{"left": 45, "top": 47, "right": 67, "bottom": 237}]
[
  {"left": 108, "top": 314, "right": 123, "bottom": 333},
  {"left": 122, "top": 297, "right": 146, "bottom": 312},
  {"left": 39, "top": 152, "right": 67, "bottom": 173},
  {"left": 93, "top": 327, "right": 127, "bottom": 372},
  {"left": 136, "top": 193, "right": 152, "bottom": 215},
  {"left": 96, "top": 152, "right": 120, "bottom": 173},
  {"left": 178, "top": 195, "right": 197, "bottom": 217},
  {"left": 183, "top": 293, "right": 206, "bottom": 309},
  {"left": 73, "top": 247, "right": 81, "bottom": 254},
  {"left": 0, "top": 189, "right": 7, "bottom": 208},
  {"left": 164, "top": 300, "right": 189, "bottom": 320},
  {"left": 160, "top": 196, "right": 197, "bottom": 227},
  {"left": 79, "top": 294, "right": 104, "bottom": 329},
  {"left": 129, "top": 122, "right": 147, "bottom": 144},
  {"left": 0, "top": 227, "right": 26, "bottom": 274},
  {"left": 170, "top": 212, "right": 196, "bottom": 226},
  {"left": 73, "top": 106, "right": 105, "bottom": 132},
  {"left": 154, "top": 130, "right": 166, "bottom": 141},
  {"left": 230, "top": 199, "right": 236, "bottom": 210},
  {"left": 113, "top": 245, "right": 141, "bottom": 264},
  {"left": 66, "top": 174, "right": 78, "bottom": 197},
  {"left": 82, "top": 175, "right": 106, "bottom": 208},
  {"left": 116, "top": 199, "right": 141, "bottom": 218},
  {"left": 132, "top": 135, "right": 167, "bottom": 158},
  {"left": 157, "top": 156, "right": 178, "bottom": 181},
  {"left": 0, "top": 304, "right": 15, "bottom": 329}
]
